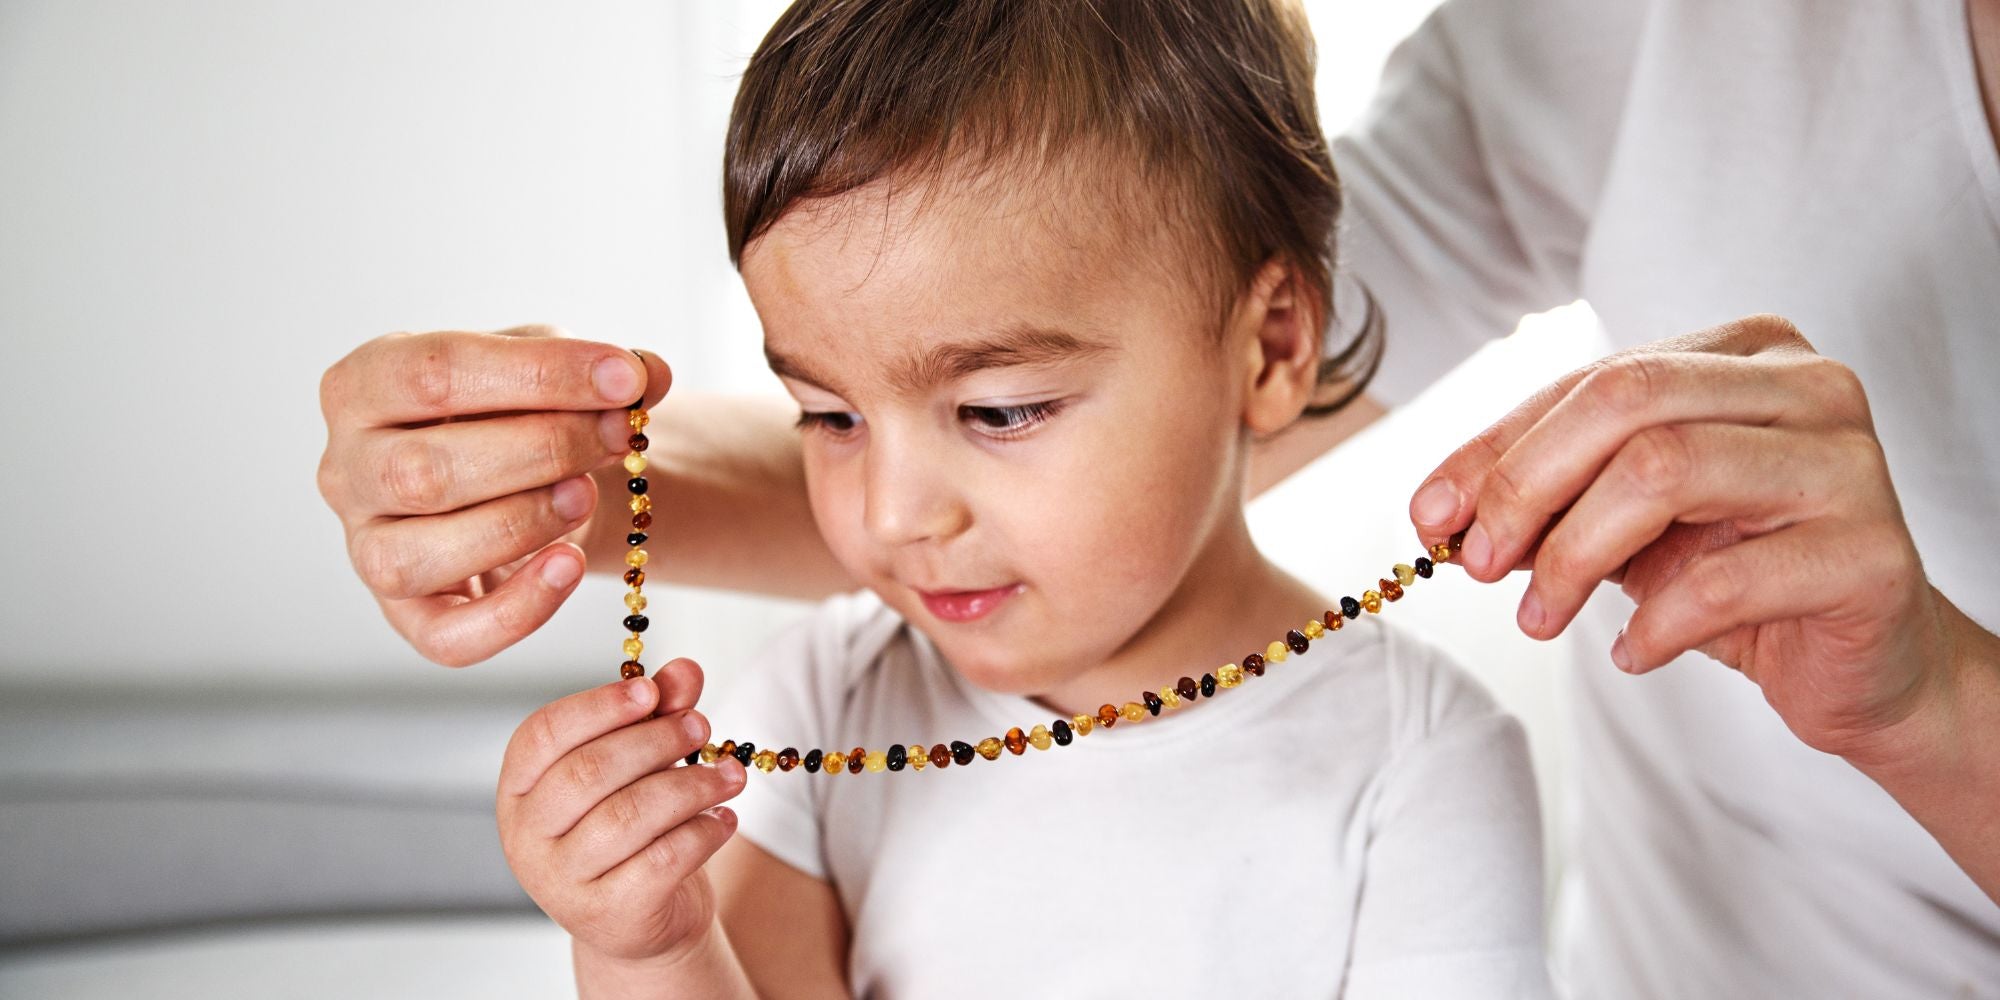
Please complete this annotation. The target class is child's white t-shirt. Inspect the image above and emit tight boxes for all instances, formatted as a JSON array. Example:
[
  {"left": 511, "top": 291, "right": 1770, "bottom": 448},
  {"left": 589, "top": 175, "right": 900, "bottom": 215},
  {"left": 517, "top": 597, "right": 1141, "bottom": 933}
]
[{"left": 711, "top": 589, "right": 1552, "bottom": 999}]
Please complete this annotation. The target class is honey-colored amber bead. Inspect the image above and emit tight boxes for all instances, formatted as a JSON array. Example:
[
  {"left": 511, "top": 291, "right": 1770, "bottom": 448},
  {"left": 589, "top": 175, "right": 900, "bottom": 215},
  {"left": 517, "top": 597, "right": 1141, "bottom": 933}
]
[
  {"left": 907, "top": 744, "right": 927, "bottom": 770},
  {"left": 777, "top": 748, "right": 799, "bottom": 771},
  {"left": 1303, "top": 619, "right": 1324, "bottom": 640},
  {"left": 622, "top": 637, "right": 643, "bottom": 659},
  {"left": 1120, "top": 701, "right": 1146, "bottom": 722},
  {"left": 1177, "top": 677, "right": 1200, "bottom": 701},
  {"left": 629, "top": 409, "right": 650, "bottom": 430},
  {"left": 1286, "top": 629, "right": 1310, "bottom": 654},
  {"left": 1380, "top": 577, "right": 1404, "bottom": 602},
  {"left": 1159, "top": 686, "right": 1182, "bottom": 709},
  {"left": 628, "top": 494, "right": 651, "bottom": 514},
  {"left": 1028, "top": 724, "right": 1052, "bottom": 750},
  {"left": 698, "top": 743, "right": 720, "bottom": 763},
  {"left": 823, "top": 750, "right": 846, "bottom": 773},
  {"left": 624, "top": 591, "right": 647, "bottom": 612},
  {"left": 1430, "top": 541, "right": 1452, "bottom": 562},
  {"left": 847, "top": 748, "right": 866, "bottom": 774},
  {"left": 1097, "top": 704, "right": 1120, "bottom": 729},
  {"left": 623, "top": 452, "right": 647, "bottom": 476},
  {"left": 619, "top": 659, "right": 644, "bottom": 680},
  {"left": 1004, "top": 727, "right": 1028, "bottom": 755},
  {"left": 718, "top": 740, "right": 737, "bottom": 757},
  {"left": 1241, "top": 653, "right": 1265, "bottom": 678},
  {"left": 1265, "top": 640, "right": 1289, "bottom": 663},
  {"left": 624, "top": 567, "right": 645, "bottom": 586},
  {"left": 976, "top": 737, "right": 1004, "bottom": 760},
  {"left": 1393, "top": 563, "right": 1416, "bottom": 586},
  {"left": 1363, "top": 590, "right": 1384, "bottom": 613},
  {"left": 753, "top": 749, "right": 778, "bottom": 773},
  {"left": 626, "top": 548, "right": 649, "bottom": 568},
  {"left": 1073, "top": 714, "right": 1095, "bottom": 736},
  {"left": 1323, "top": 610, "right": 1344, "bottom": 631},
  {"left": 1217, "top": 663, "right": 1244, "bottom": 688},
  {"left": 929, "top": 744, "right": 953, "bottom": 769}
]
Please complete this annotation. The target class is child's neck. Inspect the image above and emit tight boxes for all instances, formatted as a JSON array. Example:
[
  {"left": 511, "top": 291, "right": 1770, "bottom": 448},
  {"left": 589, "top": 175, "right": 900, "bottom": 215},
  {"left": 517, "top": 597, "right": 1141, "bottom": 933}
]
[{"left": 1027, "top": 510, "right": 1327, "bottom": 720}]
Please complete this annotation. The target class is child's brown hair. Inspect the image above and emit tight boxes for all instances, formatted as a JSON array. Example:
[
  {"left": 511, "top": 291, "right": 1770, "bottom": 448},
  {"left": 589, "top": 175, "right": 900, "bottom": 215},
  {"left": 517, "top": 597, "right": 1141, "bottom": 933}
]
[{"left": 723, "top": 0, "right": 1380, "bottom": 415}]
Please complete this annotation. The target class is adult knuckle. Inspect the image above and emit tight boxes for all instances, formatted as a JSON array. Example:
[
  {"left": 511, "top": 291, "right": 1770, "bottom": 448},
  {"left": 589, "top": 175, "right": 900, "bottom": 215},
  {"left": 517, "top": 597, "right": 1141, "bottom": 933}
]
[
  {"left": 1622, "top": 426, "right": 1693, "bottom": 499},
  {"left": 353, "top": 529, "right": 416, "bottom": 598},
  {"left": 381, "top": 437, "right": 452, "bottom": 512},
  {"left": 1683, "top": 554, "right": 1743, "bottom": 616},
  {"left": 1587, "top": 356, "right": 1666, "bottom": 417},
  {"left": 1802, "top": 358, "right": 1870, "bottom": 423},
  {"left": 400, "top": 333, "right": 459, "bottom": 416},
  {"left": 315, "top": 450, "right": 346, "bottom": 507}
]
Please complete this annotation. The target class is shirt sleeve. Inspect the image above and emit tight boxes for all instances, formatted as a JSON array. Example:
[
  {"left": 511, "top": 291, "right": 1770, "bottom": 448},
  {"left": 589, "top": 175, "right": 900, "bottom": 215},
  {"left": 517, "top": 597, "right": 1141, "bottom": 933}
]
[
  {"left": 1342, "top": 642, "right": 1555, "bottom": 999},
  {"left": 1335, "top": 0, "right": 1650, "bottom": 405}
]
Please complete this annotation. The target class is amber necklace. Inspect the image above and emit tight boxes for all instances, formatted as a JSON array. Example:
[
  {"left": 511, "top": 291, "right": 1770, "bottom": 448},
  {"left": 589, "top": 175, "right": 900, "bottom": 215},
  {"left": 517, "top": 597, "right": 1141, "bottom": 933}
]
[{"left": 615, "top": 395, "right": 1461, "bottom": 776}]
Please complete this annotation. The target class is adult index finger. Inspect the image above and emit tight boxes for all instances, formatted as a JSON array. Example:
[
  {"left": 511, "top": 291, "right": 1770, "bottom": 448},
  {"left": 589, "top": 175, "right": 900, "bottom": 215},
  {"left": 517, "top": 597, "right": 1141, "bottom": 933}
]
[{"left": 322, "top": 327, "right": 656, "bottom": 430}]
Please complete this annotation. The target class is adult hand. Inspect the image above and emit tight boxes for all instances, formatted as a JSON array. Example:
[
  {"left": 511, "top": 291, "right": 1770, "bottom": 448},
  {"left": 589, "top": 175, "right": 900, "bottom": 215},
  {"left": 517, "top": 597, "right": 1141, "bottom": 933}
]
[
  {"left": 1407, "top": 314, "right": 1989, "bottom": 770},
  {"left": 317, "top": 325, "right": 671, "bottom": 666}
]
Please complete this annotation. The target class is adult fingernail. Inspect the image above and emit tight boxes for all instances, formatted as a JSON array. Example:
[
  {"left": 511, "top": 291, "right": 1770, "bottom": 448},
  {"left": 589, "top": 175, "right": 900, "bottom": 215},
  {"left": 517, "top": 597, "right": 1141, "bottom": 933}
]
[
  {"left": 1518, "top": 589, "right": 1546, "bottom": 635},
  {"left": 552, "top": 475, "right": 593, "bottom": 520},
  {"left": 1462, "top": 522, "right": 1492, "bottom": 573},
  {"left": 593, "top": 355, "right": 641, "bottom": 404},
  {"left": 541, "top": 550, "right": 582, "bottom": 588},
  {"left": 1412, "top": 479, "right": 1459, "bottom": 526},
  {"left": 1610, "top": 631, "right": 1634, "bottom": 672}
]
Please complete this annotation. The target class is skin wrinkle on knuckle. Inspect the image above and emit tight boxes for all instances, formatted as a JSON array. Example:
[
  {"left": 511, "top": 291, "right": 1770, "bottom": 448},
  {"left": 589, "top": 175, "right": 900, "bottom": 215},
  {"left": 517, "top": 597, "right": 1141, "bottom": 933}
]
[
  {"left": 566, "top": 745, "right": 611, "bottom": 796},
  {"left": 1622, "top": 426, "right": 1692, "bottom": 501},
  {"left": 405, "top": 333, "right": 458, "bottom": 417},
  {"left": 1588, "top": 355, "right": 1666, "bottom": 419},
  {"left": 383, "top": 437, "right": 452, "bottom": 512},
  {"left": 642, "top": 832, "right": 684, "bottom": 876},
  {"left": 354, "top": 529, "right": 415, "bottom": 599},
  {"left": 1683, "top": 552, "right": 1743, "bottom": 619},
  {"left": 603, "top": 785, "right": 645, "bottom": 832}
]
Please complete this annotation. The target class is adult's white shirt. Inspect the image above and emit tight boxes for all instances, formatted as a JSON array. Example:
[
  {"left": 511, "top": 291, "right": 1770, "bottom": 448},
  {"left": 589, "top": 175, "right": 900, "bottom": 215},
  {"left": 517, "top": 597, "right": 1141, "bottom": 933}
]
[{"left": 1340, "top": 0, "right": 2000, "bottom": 995}]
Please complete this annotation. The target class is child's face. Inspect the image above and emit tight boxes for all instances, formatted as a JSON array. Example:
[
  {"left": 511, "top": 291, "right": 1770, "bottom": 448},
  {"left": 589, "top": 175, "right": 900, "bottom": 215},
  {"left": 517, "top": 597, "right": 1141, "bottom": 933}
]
[{"left": 741, "top": 166, "right": 1257, "bottom": 696}]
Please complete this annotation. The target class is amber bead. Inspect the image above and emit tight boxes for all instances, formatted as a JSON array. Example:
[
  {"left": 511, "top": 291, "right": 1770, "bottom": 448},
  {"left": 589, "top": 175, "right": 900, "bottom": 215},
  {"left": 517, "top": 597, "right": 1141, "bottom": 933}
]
[
  {"left": 1393, "top": 563, "right": 1416, "bottom": 586},
  {"left": 619, "top": 659, "right": 644, "bottom": 680},
  {"left": 622, "top": 637, "right": 643, "bottom": 659},
  {"left": 976, "top": 737, "right": 1004, "bottom": 761},
  {"left": 1430, "top": 541, "right": 1453, "bottom": 562},
  {"left": 930, "top": 744, "right": 953, "bottom": 769},
  {"left": 624, "top": 591, "right": 647, "bottom": 612},
  {"left": 1176, "top": 677, "right": 1200, "bottom": 701},
  {"left": 777, "top": 748, "right": 800, "bottom": 772},
  {"left": 1052, "top": 719, "right": 1074, "bottom": 745},
  {"left": 908, "top": 744, "right": 927, "bottom": 771},
  {"left": 1097, "top": 704, "right": 1120, "bottom": 729},
  {"left": 628, "top": 477, "right": 648, "bottom": 495},
  {"left": 717, "top": 739, "right": 736, "bottom": 757},
  {"left": 1242, "top": 653, "right": 1265, "bottom": 678},
  {"left": 1142, "top": 691, "right": 1163, "bottom": 716},
  {"left": 822, "top": 750, "right": 845, "bottom": 773},
  {"left": 951, "top": 740, "right": 976, "bottom": 765},
  {"left": 1120, "top": 701, "right": 1146, "bottom": 722},
  {"left": 632, "top": 511, "right": 652, "bottom": 530},
  {"left": 624, "top": 567, "right": 645, "bottom": 586},
  {"left": 734, "top": 742, "right": 756, "bottom": 766},
  {"left": 624, "top": 614, "right": 649, "bottom": 633},
  {"left": 1072, "top": 714, "right": 1095, "bottom": 736},
  {"left": 886, "top": 744, "right": 907, "bottom": 771},
  {"left": 847, "top": 748, "right": 866, "bottom": 774},
  {"left": 1200, "top": 673, "right": 1217, "bottom": 697},
  {"left": 628, "top": 433, "right": 649, "bottom": 451},
  {"left": 804, "top": 748, "right": 823, "bottom": 773},
  {"left": 623, "top": 453, "right": 647, "bottom": 476},
  {"left": 1216, "top": 664, "right": 1243, "bottom": 688},
  {"left": 753, "top": 749, "right": 777, "bottom": 773},
  {"left": 1286, "top": 629, "right": 1310, "bottom": 654},
  {"left": 625, "top": 549, "right": 648, "bottom": 568},
  {"left": 700, "top": 743, "right": 721, "bottom": 764},
  {"left": 1303, "top": 619, "right": 1324, "bottom": 640},
  {"left": 1340, "top": 596, "right": 1362, "bottom": 619},
  {"left": 1362, "top": 590, "right": 1384, "bottom": 613},
  {"left": 629, "top": 409, "right": 650, "bottom": 430},
  {"left": 1028, "top": 724, "right": 1053, "bottom": 750},
  {"left": 1381, "top": 577, "right": 1404, "bottom": 602},
  {"left": 864, "top": 751, "right": 887, "bottom": 772},
  {"left": 1414, "top": 556, "right": 1434, "bottom": 579},
  {"left": 629, "top": 494, "right": 651, "bottom": 514},
  {"left": 685, "top": 749, "right": 700, "bottom": 765},
  {"left": 1265, "top": 640, "right": 1288, "bottom": 663},
  {"left": 1323, "top": 610, "right": 1344, "bottom": 631},
  {"left": 1159, "top": 685, "right": 1183, "bottom": 708},
  {"left": 1004, "top": 727, "right": 1027, "bottom": 755}
]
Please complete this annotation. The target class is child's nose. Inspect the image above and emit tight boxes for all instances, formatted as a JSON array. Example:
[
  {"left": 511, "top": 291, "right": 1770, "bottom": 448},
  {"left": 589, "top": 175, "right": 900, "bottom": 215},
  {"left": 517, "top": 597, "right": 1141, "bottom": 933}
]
[{"left": 861, "top": 439, "right": 971, "bottom": 548}]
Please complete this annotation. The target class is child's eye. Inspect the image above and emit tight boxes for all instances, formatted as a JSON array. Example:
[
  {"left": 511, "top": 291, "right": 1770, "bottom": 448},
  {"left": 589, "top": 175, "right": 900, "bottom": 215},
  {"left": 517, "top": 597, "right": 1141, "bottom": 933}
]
[
  {"left": 958, "top": 400, "right": 1064, "bottom": 438},
  {"left": 795, "top": 410, "right": 864, "bottom": 436}
]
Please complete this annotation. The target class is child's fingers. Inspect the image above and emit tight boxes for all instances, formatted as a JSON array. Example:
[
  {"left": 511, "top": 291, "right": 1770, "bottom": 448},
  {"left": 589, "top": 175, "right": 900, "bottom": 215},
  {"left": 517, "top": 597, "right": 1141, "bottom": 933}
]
[
  {"left": 560, "top": 756, "right": 748, "bottom": 882},
  {"left": 650, "top": 657, "right": 706, "bottom": 717},
  {"left": 499, "top": 677, "right": 659, "bottom": 799},
  {"left": 592, "top": 803, "right": 741, "bottom": 901},
  {"left": 523, "top": 709, "right": 713, "bottom": 839}
]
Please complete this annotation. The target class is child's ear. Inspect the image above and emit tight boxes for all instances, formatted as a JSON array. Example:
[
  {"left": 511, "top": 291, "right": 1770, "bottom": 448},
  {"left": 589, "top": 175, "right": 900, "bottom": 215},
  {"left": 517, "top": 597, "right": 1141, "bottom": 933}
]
[{"left": 1236, "top": 257, "right": 1321, "bottom": 435}]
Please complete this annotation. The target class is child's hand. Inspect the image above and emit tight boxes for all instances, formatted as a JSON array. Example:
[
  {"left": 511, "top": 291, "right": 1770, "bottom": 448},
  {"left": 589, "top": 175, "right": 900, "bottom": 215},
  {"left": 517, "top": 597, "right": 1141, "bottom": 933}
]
[{"left": 497, "top": 657, "right": 746, "bottom": 965}]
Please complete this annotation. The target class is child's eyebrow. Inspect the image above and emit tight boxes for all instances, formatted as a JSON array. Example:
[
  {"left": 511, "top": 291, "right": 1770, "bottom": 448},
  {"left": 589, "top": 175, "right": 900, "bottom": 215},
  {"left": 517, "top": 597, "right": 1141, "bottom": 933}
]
[{"left": 765, "top": 326, "right": 1113, "bottom": 396}]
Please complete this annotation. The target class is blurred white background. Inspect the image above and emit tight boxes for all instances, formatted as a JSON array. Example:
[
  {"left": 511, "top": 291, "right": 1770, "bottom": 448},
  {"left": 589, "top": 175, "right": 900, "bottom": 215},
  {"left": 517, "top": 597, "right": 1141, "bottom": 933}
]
[{"left": 0, "top": 1, "right": 1602, "bottom": 995}]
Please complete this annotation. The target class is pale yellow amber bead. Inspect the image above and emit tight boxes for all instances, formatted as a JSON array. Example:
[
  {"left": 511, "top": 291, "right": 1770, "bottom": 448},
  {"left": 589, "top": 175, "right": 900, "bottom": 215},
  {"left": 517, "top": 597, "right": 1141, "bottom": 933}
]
[
  {"left": 630, "top": 409, "right": 650, "bottom": 430},
  {"left": 623, "top": 452, "right": 647, "bottom": 475},
  {"left": 1217, "top": 663, "right": 1244, "bottom": 688},
  {"left": 1303, "top": 619, "right": 1325, "bottom": 639},
  {"left": 1394, "top": 563, "right": 1416, "bottom": 586},
  {"left": 1363, "top": 590, "right": 1384, "bottom": 613},
  {"left": 864, "top": 750, "right": 888, "bottom": 772},
  {"left": 622, "top": 637, "right": 643, "bottom": 659},
  {"left": 908, "top": 745, "right": 928, "bottom": 770},
  {"left": 1265, "top": 640, "right": 1289, "bottom": 663},
  {"left": 1119, "top": 701, "right": 1146, "bottom": 722},
  {"left": 628, "top": 494, "right": 651, "bottom": 514},
  {"left": 625, "top": 548, "right": 648, "bottom": 567},
  {"left": 1028, "top": 725, "right": 1052, "bottom": 750},
  {"left": 698, "top": 743, "right": 719, "bottom": 763},
  {"left": 753, "top": 750, "right": 778, "bottom": 773},
  {"left": 624, "top": 591, "right": 647, "bottom": 612},
  {"left": 1159, "top": 686, "right": 1181, "bottom": 710},
  {"left": 975, "top": 738, "right": 1004, "bottom": 760},
  {"left": 1073, "top": 714, "right": 1095, "bottom": 736}
]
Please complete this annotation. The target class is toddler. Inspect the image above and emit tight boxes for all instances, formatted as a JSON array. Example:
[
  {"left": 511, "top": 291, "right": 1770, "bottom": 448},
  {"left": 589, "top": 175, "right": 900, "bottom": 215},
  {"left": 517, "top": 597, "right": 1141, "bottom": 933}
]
[{"left": 497, "top": 1, "right": 1550, "bottom": 996}]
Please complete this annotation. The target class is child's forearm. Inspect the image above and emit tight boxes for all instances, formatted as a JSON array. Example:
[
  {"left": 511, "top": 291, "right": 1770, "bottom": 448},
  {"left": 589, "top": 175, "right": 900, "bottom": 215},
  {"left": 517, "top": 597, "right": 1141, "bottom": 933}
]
[
  {"left": 573, "top": 924, "right": 759, "bottom": 1000},
  {"left": 579, "top": 391, "right": 855, "bottom": 599}
]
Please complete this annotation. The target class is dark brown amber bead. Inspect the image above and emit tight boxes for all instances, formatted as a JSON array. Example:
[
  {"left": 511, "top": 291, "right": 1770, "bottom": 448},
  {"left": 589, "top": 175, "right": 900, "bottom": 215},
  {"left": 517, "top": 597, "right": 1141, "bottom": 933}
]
[
  {"left": 1200, "top": 673, "right": 1217, "bottom": 698},
  {"left": 628, "top": 433, "right": 649, "bottom": 451},
  {"left": 1097, "top": 704, "right": 1120, "bottom": 729},
  {"left": 951, "top": 740, "right": 976, "bottom": 766},
  {"left": 1052, "top": 719, "right": 1073, "bottom": 745},
  {"left": 1142, "top": 691, "right": 1163, "bottom": 716},
  {"left": 1414, "top": 556, "right": 1434, "bottom": 578},
  {"left": 632, "top": 510, "right": 653, "bottom": 530},
  {"left": 1447, "top": 530, "right": 1466, "bottom": 554},
  {"left": 1004, "top": 727, "right": 1028, "bottom": 755},
  {"left": 1286, "top": 629, "right": 1309, "bottom": 654},
  {"left": 777, "top": 748, "right": 800, "bottom": 772},
  {"left": 886, "top": 744, "right": 907, "bottom": 771},
  {"left": 684, "top": 749, "right": 699, "bottom": 765},
  {"left": 733, "top": 742, "right": 755, "bottom": 766},
  {"left": 1177, "top": 676, "right": 1200, "bottom": 701},
  {"left": 619, "top": 659, "right": 644, "bottom": 680},
  {"left": 1340, "top": 596, "right": 1362, "bottom": 619},
  {"left": 847, "top": 747, "right": 866, "bottom": 774},
  {"left": 624, "top": 567, "right": 645, "bottom": 586},
  {"left": 626, "top": 532, "right": 648, "bottom": 546},
  {"left": 624, "top": 614, "right": 649, "bottom": 633},
  {"left": 1242, "top": 653, "right": 1265, "bottom": 677},
  {"left": 628, "top": 477, "right": 648, "bottom": 495},
  {"left": 804, "top": 748, "right": 823, "bottom": 773},
  {"left": 929, "top": 744, "right": 953, "bottom": 769},
  {"left": 1380, "top": 577, "right": 1404, "bottom": 601}
]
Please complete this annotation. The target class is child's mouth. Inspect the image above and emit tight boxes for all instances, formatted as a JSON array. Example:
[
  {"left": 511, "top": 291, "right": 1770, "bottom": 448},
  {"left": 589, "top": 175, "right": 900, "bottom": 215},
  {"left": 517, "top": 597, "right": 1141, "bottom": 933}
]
[{"left": 915, "top": 583, "right": 1024, "bottom": 624}]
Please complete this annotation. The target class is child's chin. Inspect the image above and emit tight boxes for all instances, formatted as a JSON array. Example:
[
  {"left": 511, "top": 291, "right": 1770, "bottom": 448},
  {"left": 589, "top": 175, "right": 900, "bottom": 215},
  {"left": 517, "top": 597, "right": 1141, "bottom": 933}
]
[{"left": 937, "top": 644, "right": 1058, "bottom": 696}]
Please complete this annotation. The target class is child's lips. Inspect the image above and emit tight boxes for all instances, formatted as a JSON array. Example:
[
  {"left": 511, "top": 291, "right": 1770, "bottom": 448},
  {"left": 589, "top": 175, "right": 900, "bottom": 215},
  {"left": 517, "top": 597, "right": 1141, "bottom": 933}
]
[{"left": 915, "top": 583, "right": 1023, "bottom": 623}]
